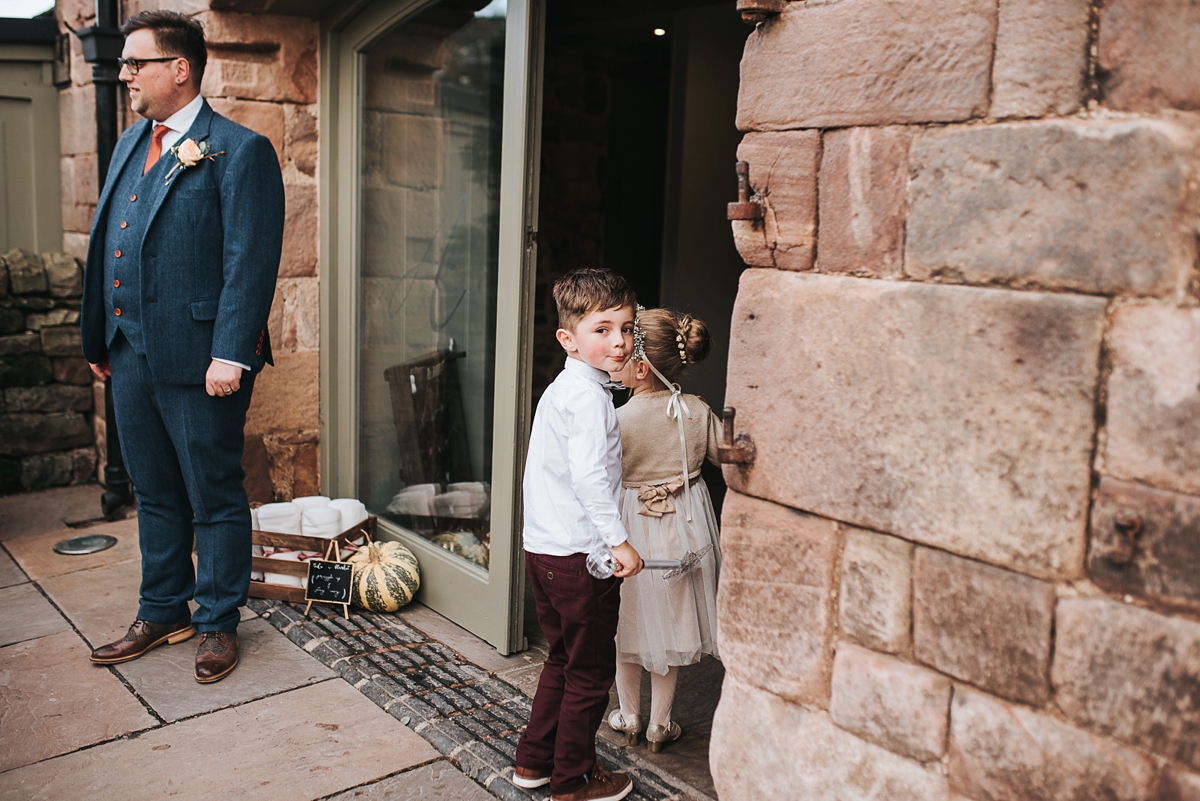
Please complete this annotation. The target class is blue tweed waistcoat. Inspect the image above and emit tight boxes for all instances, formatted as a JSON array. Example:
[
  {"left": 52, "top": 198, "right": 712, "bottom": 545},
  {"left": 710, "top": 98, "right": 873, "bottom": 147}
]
[{"left": 103, "top": 131, "right": 173, "bottom": 355}]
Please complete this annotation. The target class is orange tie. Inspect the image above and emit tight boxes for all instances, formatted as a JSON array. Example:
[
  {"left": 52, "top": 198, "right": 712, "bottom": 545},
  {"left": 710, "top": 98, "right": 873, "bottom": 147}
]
[{"left": 144, "top": 124, "right": 169, "bottom": 174}]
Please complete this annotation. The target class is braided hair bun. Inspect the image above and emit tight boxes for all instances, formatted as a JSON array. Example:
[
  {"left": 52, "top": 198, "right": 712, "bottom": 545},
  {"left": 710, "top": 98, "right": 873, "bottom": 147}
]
[{"left": 636, "top": 308, "right": 713, "bottom": 384}]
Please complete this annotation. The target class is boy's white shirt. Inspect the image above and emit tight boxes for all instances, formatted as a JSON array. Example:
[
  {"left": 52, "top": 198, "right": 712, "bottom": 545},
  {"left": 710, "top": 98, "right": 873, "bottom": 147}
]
[{"left": 522, "top": 356, "right": 629, "bottom": 556}]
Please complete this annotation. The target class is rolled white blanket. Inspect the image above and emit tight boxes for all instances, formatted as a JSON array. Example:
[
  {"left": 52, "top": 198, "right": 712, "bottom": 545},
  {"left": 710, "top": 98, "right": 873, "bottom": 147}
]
[
  {"left": 262, "top": 550, "right": 322, "bottom": 588},
  {"left": 329, "top": 498, "right": 367, "bottom": 534},
  {"left": 256, "top": 502, "right": 303, "bottom": 535},
  {"left": 444, "top": 482, "right": 490, "bottom": 518},
  {"left": 433, "top": 490, "right": 489, "bottom": 519},
  {"left": 302, "top": 506, "right": 343, "bottom": 539},
  {"left": 293, "top": 495, "right": 331, "bottom": 509},
  {"left": 387, "top": 484, "right": 437, "bottom": 516},
  {"left": 251, "top": 525, "right": 265, "bottom": 581},
  {"left": 448, "top": 481, "right": 489, "bottom": 497}
]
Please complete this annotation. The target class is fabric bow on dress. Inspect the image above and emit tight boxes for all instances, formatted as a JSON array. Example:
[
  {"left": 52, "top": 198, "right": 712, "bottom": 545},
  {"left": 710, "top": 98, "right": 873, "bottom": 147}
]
[{"left": 636, "top": 477, "right": 686, "bottom": 518}]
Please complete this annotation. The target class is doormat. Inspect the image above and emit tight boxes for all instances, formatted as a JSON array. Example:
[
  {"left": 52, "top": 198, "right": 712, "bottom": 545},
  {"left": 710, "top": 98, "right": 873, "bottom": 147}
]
[{"left": 248, "top": 599, "right": 694, "bottom": 801}]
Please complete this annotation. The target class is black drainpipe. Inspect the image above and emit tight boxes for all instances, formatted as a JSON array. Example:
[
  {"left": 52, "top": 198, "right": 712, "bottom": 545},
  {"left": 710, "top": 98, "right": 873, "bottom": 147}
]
[{"left": 75, "top": 1, "right": 132, "bottom": 519}]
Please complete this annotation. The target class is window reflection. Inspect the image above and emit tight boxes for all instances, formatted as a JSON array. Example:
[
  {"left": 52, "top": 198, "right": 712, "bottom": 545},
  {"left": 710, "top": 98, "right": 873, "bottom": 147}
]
[{"left": 358, "top": 0, "right": 505, "bottom": 572}]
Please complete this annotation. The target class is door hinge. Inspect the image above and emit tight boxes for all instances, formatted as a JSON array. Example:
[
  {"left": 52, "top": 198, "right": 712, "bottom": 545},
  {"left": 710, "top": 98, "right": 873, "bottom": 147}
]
[{"left": 525, "top": 227, "right": 538, "bottom": 249}]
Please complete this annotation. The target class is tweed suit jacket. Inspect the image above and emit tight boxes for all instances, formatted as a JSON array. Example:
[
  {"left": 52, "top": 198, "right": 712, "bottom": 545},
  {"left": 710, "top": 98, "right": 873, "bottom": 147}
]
[{"left": 81, "top": 100, "right": 284, "bottom": 385}]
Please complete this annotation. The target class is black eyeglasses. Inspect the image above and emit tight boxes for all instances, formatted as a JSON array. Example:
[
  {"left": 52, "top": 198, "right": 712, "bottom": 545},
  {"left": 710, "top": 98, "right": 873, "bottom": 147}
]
[{"left": 117, "top": 56, "right": 181, "bottom": 75}]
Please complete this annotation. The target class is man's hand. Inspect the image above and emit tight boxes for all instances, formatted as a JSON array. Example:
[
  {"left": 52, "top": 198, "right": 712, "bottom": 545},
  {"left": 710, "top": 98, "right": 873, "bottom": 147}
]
[
  {"left": 205, "top": 360, "right": 243, "bottom": 398},
  {"left": 89, "top": 361, "right": 112, "bottom": 380},
  {"left": 611, "top": 541, "right": 643, "bottom": 578}
]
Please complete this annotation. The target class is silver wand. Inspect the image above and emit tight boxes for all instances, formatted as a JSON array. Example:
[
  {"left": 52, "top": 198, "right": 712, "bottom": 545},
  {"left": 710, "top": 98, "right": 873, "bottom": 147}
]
[{"left": 586, "top": 544, "right": 713, "bottom": 581}]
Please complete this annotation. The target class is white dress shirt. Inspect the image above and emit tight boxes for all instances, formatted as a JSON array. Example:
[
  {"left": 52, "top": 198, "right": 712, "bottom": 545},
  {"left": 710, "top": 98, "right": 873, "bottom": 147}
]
[
  {"left": 522, "top": 357, "right": 629, "bottom": 556},
  {"left": 153, "top": 94, "right": 249, "bottom": 372},
  {"left": 154, "top": 92, "right": 204, "bottom": 153}
]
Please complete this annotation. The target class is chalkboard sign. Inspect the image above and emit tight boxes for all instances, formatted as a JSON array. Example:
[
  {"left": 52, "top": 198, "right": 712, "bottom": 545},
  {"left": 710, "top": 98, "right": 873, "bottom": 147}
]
[{"left": 305, "top": 560, "right": 354, "bottom": 607}]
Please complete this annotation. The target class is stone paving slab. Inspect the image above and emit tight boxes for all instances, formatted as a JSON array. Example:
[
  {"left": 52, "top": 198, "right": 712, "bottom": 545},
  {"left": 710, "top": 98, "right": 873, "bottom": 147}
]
[
  {"left": 0, "top": 629, "right": 158, "bottom": 773},
  {"left": 0, "top": 546, "right": 28, "bottom": 588},
  {"left": 0, "top": 484, "right": 107, "bottom": 541},
  {"left": 0, "top": 679, "right": 437, "bottom": 800},
  {"left": 39, "top": 556, "right": 259, "bottom": 650},
  {"left": 0, "top": 583, "right": 70, "bottom": 647},
  {"left": 4, "top": 517, "right": 139, "bottom": 581},
  {"left": 39, "top": 557, "right": 142, "bottom": 648},
  {"left": 114, "top": 617, "right": 336, "bottom": 722},
  {"left": 249, "top": 600, "right": 697, "bottom": 801},
  {"left": 328, "top": 759, "right": 496, "bottom": 800}
]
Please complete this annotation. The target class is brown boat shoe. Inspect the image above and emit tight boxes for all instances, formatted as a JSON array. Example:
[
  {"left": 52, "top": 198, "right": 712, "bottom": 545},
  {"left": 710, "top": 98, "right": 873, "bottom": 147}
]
[
  {"left": 89, "top": 619, "right": 195, "bottom": 665},
  {"left": 512, "top": 765, "right": 551, "bottom": 789},
  {"left": 551, "top": 763, "right": 632, "bottom": 801},
  {"left": 194, "top": 631, "right": 239, "bottom": 684}
]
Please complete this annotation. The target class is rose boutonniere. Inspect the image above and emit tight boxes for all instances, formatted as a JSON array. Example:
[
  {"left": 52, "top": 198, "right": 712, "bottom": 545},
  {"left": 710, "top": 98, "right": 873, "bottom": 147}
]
[{"left": 164, "top": 138, "right": 225, "bottom": 184}]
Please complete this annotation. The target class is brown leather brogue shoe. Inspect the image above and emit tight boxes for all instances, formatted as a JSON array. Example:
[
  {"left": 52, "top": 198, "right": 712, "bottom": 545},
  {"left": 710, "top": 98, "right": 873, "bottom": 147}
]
[
  {"left": 194, "top": 631, "right": 239, "bottom": 683},
  {"left": 90, "top": 619, "right": 195, "bottom": 664},
  {"left": 551, "top": 763, "right": 632, "bottom": 801}
]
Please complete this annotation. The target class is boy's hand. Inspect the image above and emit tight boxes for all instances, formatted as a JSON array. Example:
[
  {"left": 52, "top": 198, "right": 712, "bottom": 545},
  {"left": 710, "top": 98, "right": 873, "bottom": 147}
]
[{"left": 611, "top": 541, "right": 643, "bottom": 577}]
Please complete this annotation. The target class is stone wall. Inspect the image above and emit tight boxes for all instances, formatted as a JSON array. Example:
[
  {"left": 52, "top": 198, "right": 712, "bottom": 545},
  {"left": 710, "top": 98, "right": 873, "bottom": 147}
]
[
  {"left": 0, "top": 249, "right": 97, "bottom": 494},
  {"left": 56, "top": 0, "right": 320, "bottom": 502},
  {"left": 713, "top": 0, "right": 1200, "bottom": 798}
]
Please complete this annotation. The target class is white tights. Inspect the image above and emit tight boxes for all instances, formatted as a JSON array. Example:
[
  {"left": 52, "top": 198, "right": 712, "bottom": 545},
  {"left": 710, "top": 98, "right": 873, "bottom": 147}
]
[{"left": 615, "top": 661, "right": 679, "bottom": 727}]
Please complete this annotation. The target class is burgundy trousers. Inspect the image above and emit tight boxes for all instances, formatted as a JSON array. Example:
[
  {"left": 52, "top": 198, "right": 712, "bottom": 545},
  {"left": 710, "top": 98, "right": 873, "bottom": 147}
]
[{"left": 517, "top": 551, "right": 622, "bottom": 795}]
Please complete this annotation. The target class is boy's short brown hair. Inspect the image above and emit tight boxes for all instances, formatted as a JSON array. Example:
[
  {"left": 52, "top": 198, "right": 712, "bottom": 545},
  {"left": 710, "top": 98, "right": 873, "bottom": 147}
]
[{"left": 552, "top": 268, "right": 636, "bottom": 333}]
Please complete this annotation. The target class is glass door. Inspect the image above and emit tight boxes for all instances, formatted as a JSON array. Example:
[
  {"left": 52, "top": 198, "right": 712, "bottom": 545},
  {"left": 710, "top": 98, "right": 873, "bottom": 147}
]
[{"left": 326, "top": 0, "right": 542, "bottom": 652}]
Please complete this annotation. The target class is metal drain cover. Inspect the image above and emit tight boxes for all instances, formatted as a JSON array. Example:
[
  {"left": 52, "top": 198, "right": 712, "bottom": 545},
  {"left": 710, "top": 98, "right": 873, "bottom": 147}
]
[{"left": 53, "top": 534, "right": 118, "bottom": 556}]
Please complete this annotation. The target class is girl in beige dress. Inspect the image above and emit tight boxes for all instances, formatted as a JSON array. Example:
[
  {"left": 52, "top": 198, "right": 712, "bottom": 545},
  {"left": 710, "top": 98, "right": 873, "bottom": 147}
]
[{"left": 605, "top": 307, "right": 722, "bottom": 753}]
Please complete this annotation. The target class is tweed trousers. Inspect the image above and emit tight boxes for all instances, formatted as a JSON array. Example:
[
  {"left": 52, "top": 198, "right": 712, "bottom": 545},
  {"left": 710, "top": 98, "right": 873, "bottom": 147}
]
[{"left": 109, "top": 332, "right": 256, "bottom": 633}]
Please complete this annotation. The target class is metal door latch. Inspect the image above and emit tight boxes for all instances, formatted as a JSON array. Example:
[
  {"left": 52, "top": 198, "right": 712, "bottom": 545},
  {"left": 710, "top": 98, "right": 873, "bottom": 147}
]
[
  {"left": 727, "top": 161, "right": 765, "bottom": 221},
  {"left": 718, "top": 407, "right": 756, "bottom": 464}
]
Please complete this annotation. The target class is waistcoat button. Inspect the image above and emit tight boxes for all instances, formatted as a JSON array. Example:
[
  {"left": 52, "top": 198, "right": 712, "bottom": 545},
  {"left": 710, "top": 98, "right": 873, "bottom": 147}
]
[
  {"left": 114, "top": 308, "right": 122, "bottom": 316},
  {"left": 130, "top": 194, "right": 137, "bottom": 202},
  {"left": 546, "top": 571, "right": 554, "bottom": 580},
  {"left": 113, "top": 279, "right": 120, "bottom": 288},
  {"left": 120, "top": 221, "right": 128, "bottom": 229},
  {"left": 114, "top": 250, "right": 122, "bottom": 258}
]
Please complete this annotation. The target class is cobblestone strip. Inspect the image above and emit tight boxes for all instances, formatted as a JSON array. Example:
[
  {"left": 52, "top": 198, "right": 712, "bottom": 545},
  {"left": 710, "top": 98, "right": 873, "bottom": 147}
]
[{"left": 248, "top": 599, "right": 691, "bottom": 801}]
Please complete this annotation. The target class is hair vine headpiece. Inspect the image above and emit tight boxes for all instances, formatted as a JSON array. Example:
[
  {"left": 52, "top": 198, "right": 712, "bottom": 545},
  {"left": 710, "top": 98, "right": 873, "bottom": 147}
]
[{"left": 633, "top": 304, "right": 648, "bottom": 363}]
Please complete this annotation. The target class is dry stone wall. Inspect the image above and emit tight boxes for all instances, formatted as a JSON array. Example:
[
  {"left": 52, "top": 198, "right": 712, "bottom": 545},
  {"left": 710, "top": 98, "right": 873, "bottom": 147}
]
[
  {"left": 56, "top": 0, "right": 321, "bottom": 502},
  {"left": 0, "top": 250, "right": 97, "bottom": 494},
  {"left": 715, "top": 0, "right": 1200, "bottom": 798}
]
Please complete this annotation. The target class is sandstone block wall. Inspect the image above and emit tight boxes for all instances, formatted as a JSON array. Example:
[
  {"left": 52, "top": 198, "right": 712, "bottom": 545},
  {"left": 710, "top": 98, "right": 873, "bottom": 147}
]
[
  {"left": 55, "top": 0, "right": 320, "bottom": 502},
  {"left": 715, "top": 0, "right": 1200, "bottom": 798},
  {"left": 0, "top": 250, "right": 97, "bottom": 494}
]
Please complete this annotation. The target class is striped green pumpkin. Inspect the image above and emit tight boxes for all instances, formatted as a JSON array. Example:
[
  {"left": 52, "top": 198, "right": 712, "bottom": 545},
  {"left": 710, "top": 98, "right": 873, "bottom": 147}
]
[{"left": 348, "top": 541, "right": 420, "bottom": 612}]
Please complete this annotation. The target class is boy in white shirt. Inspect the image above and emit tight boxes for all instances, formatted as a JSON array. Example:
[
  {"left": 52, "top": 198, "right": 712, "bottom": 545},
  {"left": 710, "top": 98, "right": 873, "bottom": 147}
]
[{"left": 513, "top": 269, "right": 643, "bottom": 801}]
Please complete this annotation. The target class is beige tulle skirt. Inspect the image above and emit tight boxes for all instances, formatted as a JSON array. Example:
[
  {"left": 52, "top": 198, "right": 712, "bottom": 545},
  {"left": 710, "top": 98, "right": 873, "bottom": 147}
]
[{"left": 615, "top": 477, "right": 721, "bottom": 676}]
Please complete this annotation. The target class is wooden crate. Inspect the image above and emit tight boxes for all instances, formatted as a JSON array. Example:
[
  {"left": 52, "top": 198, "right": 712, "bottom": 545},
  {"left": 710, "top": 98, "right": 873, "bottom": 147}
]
[{"left": 248, "top": 515, "right": 377, "bottom": 603}]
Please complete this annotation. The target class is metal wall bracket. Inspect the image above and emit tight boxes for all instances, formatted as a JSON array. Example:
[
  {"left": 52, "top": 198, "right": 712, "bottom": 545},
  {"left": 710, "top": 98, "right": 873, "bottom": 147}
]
[
  {"left": 718, "top": 407, "right": 756, "bottom": 465},
  {"left": 727, "top": 161, "right": 765, "bottom": 221},
  {"left": 1089, "top": 477, "right": 1200, "bottom": 613},
  {"left": 736, "top": 0, "right": 787, "bottom": 25}
]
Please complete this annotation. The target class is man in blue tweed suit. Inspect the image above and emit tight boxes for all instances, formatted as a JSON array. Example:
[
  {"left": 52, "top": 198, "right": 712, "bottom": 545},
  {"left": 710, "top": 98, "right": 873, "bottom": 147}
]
[{"left": 81, "top": 11, "right": 284, "bottom": 683}]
